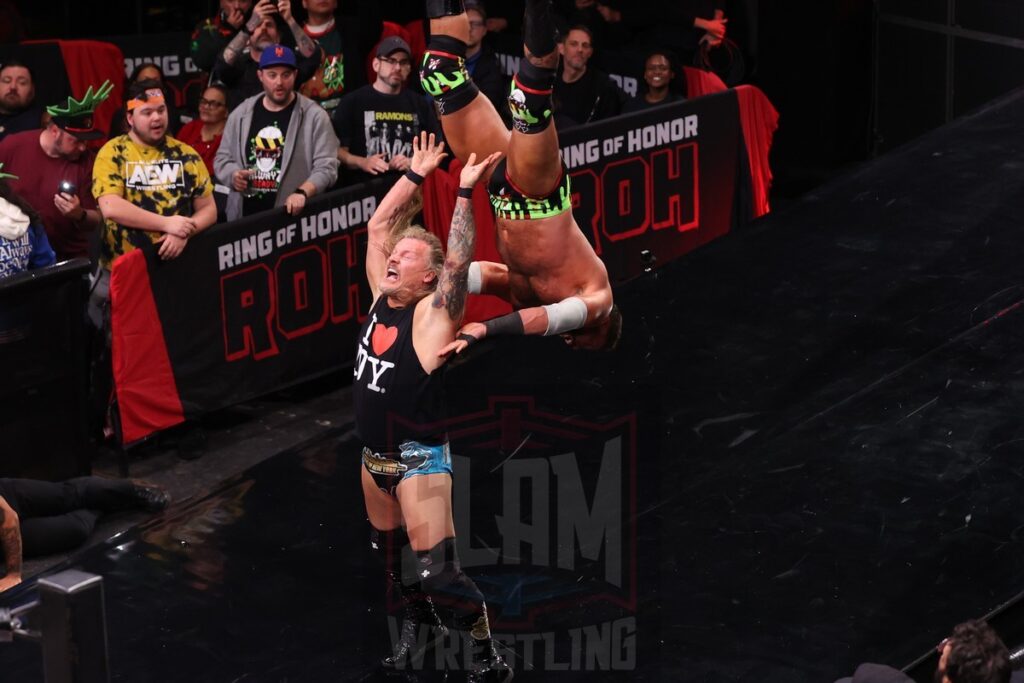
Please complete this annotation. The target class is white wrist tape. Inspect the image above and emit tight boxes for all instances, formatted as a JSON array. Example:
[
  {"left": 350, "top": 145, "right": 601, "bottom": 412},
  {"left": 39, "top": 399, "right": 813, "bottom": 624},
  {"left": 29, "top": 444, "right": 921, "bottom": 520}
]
[
  {"left": 467, "top": 262, "right": 481, "bottom": 294},
  {"left": 542, "top": 297, "right": 588, "bottom": 336}
]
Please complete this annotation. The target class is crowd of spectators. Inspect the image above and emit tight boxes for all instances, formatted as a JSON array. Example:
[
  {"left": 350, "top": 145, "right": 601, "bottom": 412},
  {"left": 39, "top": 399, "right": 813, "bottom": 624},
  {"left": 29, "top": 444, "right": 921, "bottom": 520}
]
[
  {"left": 0, "top": 0, "right": 741, "bottom": 281},
  {"left": 0, "top": 2, "right": 740, "bottom": 474},
  {"left": 0, "top": 0, "right": 740, "bottom": 465}
]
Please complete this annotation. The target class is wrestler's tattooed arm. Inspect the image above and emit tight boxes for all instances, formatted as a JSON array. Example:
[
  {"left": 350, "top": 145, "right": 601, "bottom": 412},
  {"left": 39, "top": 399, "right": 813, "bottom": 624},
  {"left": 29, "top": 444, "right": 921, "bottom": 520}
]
[
  {"left": 0, "top": 496, "right": 22, "bottom": 586},
  {"left": 433, "top": 197, "right": 475, "bottom": 322}
]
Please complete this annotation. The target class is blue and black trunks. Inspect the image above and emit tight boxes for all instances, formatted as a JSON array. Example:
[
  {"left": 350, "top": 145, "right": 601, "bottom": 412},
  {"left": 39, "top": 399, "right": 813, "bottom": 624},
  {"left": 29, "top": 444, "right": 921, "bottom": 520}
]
[{"left": 362, "top": 441, "right": 453, "bottom": 496}]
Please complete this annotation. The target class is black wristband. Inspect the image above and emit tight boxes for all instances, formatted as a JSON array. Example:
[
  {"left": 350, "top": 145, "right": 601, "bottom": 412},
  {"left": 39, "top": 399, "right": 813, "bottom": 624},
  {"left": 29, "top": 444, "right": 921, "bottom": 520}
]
[
  {"left": 483, "top": 312, "right": 525, "bottom": 338},
  {"left": 405, "top": 169, "right": 425, "bottom": 185},
  {"left": 293, "top": 188, "right": 307, "bottom": 197},
  {"left": 456, "top": 333, "right": 478, "bottom": 347},
  {"left": 457, "top": 186, "right": 473, "bottom": 199}
]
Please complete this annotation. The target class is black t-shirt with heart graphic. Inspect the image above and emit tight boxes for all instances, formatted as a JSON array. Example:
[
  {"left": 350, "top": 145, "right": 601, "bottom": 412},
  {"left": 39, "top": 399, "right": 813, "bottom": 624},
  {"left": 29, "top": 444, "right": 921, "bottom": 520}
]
[{"left": 353, "top": 295, "right": 447, "bottom": 452}]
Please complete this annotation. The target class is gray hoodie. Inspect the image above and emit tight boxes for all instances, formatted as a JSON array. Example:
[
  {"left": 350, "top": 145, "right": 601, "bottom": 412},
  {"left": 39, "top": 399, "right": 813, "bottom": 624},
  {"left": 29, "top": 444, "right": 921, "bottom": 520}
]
[{"left": 215, "top": 92, "right": 339, "bottom": 221}]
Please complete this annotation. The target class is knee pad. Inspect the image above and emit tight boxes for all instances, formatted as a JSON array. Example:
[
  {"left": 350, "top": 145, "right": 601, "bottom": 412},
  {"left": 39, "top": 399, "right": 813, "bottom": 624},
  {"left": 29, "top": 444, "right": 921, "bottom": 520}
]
[
  {"left": 420, "top": 36, "right": 479, "bottom": 116},
  {"left": 508, "top": 59, "right": 555, "bottom": 134},
  {"left": 413, "top": 537, "right": 486, "bottom": 621}
]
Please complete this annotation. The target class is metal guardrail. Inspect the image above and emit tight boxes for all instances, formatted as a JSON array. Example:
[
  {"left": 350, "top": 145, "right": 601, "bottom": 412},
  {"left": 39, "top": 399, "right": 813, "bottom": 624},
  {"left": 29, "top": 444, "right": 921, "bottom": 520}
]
[{"left": 1, "top": 570, "right": 110, "bottom": 683}]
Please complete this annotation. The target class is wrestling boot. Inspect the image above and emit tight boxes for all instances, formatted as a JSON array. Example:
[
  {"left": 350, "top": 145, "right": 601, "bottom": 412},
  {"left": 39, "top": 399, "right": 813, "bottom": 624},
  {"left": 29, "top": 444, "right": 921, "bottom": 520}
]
[
  {"left": 466, "top": 642, "right": 513, "bottom": 683},
  {"left": 382, "top": 573, "right": 449, "bottom": 670},
  {"left": 457, "top": 610, "right": 513, "bottom": 683},
  {"left": 523, "top": 0, "right": 558, "bottom": 58}
]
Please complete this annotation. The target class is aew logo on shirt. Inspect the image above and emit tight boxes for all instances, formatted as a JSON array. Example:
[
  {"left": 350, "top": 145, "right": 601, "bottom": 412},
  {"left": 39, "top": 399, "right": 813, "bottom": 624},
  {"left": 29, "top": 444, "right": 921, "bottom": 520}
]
[
  {"left": 124, "top": 160, "right": 185, "bottom": 191},
  {"left": 354, "top": 312, "right": 397, "bottom": 393}
]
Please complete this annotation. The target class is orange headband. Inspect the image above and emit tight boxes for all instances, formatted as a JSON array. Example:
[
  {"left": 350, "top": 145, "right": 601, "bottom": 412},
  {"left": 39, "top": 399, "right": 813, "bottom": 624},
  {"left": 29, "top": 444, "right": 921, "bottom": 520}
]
[{"left": 127, "top": 88, "right": 166, "bottom": 111}]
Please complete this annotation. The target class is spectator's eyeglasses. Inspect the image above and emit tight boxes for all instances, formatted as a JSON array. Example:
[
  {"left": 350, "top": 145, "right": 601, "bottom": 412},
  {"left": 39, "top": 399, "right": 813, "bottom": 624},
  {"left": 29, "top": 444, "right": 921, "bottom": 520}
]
[
  {"left": 469, "top": 20, "right": 485, "bottom": 29},
  {"left": 199, "top": 98, "right": 226, "bottom": 108},
  {"left": 379, "top": 56, "right": 412, "bottom": 68},
  {"left": 936, "top": 637, "right": 951, "bottom": 654}
]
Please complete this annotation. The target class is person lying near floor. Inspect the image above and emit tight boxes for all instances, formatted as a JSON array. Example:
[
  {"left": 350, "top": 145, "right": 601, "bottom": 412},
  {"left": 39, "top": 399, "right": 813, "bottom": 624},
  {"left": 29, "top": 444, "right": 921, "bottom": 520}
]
[{"left": 0, "top": 476, "right": 170, "bottom": 591}]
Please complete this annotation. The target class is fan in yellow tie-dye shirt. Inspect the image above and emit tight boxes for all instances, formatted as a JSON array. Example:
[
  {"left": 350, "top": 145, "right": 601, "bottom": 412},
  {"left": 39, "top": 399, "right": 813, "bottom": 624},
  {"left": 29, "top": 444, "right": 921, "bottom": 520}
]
[{"left": 92, "top": 133, "right": 213, "bottom": 268}]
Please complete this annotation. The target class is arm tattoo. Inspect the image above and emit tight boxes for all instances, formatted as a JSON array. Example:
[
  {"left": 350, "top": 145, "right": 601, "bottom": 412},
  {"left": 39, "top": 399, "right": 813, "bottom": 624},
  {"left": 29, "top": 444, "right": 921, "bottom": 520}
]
[
  {"left": 292, "top": 22, "right": 318, "bottom": 58},
  {"left": 222, "top": 31, "right": 249, "bottom": 65},
  {"left": 433, "top": 197, "right": 476, "bottom": 321},
  {"left": 0, "top": 515, "right": 22, "bottom": 577}
]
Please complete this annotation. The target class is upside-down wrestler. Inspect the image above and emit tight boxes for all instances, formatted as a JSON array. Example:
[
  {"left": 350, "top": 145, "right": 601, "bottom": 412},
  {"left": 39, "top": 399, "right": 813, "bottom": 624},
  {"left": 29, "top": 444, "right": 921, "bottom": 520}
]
[{"left": 420, "top": 0, "right": 622, "bottom": 354}]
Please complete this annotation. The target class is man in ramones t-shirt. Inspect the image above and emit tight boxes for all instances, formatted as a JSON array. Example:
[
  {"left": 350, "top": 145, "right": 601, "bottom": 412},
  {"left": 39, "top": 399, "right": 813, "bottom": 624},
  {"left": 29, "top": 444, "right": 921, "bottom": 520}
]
[{"left": 332, "top": 36, "right": 440, "bottom": 188}]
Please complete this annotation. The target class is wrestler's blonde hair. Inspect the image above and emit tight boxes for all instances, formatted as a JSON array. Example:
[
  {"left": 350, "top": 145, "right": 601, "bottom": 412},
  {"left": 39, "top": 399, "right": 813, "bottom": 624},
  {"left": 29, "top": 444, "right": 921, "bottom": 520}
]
[{"left": 383, "top": 191, "right": 444, "bottom": 289}]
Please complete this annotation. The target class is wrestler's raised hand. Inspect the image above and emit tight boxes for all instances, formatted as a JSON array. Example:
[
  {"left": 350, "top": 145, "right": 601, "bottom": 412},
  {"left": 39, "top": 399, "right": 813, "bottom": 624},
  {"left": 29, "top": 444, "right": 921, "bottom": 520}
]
[
  {"left": 410, "top": 131, "right": 448, "bottom": 177},
  {"left": 459, "top": 151, "right": 502, "bottom": 188},
  {"left": 438, "top": 321, "right": 487, "bottom": 357}
]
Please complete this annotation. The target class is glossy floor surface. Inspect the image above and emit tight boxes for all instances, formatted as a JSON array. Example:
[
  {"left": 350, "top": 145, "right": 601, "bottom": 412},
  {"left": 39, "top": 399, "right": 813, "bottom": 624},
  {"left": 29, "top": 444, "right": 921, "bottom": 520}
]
[{"left": 5, "top": 90, "right": 1024, "bottom": 682}]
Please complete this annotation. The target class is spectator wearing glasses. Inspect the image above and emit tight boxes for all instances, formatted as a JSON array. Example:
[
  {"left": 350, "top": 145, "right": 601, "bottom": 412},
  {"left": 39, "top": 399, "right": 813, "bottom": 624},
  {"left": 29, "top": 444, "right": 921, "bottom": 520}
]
[
  {"left": 332, "top": 36, "right": 439, "bottom": 187},
  {"left": 177, "top": 84, "right": 230, "bottom": 177},
  {"left": 178, "top": 84, "right": 231, "bottom": 221}
]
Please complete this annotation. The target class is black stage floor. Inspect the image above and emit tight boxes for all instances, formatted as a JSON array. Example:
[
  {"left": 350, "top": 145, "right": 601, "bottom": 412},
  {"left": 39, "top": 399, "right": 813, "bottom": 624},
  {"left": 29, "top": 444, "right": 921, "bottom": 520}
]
[{"left": 6, "top": 89, "right": 1024, "bottom": 682}]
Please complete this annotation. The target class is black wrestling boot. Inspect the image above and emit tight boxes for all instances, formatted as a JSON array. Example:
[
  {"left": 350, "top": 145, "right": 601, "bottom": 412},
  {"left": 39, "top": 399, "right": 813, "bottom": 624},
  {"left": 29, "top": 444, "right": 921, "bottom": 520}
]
[
  {"left": 466, "top": 642, "right": 513, "bottom": 683},
  {"left": 381, "top": 574, "right": 449, "bottom": 670},
  {"left": 456, "top": 610, "right": 513, "bottom": 683},
  {"left": 425, "top": 0, "right": 465, "bottom": 18},
  {"left": 523, "top": 0, "right": 558, "bottom": 57}
]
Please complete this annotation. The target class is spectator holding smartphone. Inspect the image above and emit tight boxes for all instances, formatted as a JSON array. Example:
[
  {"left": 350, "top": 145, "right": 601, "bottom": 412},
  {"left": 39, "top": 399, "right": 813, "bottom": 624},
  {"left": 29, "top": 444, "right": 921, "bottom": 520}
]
[
  {"left": 190, "top": 0, "right": 256, "bottom": 74},
  {"left": 0, "top": 81, "right": 111, "bottom": 262},
  {"left": 212, "top": 0, "right": 322, "bottom": 109}
]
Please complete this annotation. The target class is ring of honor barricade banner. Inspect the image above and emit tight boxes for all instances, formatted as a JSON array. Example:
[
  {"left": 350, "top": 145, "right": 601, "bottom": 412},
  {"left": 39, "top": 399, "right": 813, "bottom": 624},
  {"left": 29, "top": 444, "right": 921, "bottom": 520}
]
[{"left": 111, "top": 89, "right": 777, "bottom": 445}]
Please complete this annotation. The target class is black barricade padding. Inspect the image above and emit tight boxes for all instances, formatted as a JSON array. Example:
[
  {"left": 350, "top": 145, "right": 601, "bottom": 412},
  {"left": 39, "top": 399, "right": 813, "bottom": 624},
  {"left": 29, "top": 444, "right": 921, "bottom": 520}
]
[
  {"left": 0, "top": 259, "right": 92, "bottom": 480},
  {"left": 112, "top": 91, "right": 761, "bottom": 444},
  {"left": 558, "top": 92, "right": 741, "bottom": 281},
  {"left": 111, "top": 180, "right": 392, "bottom": 444}
]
